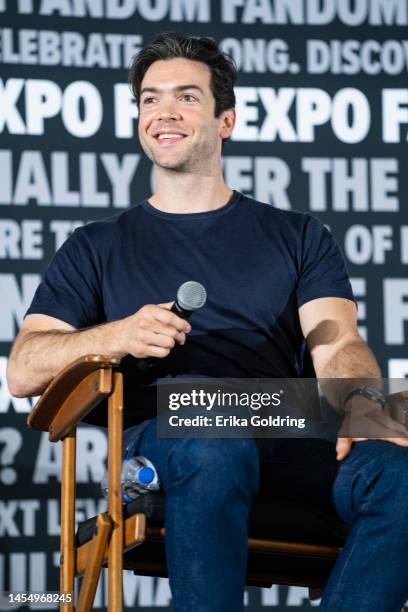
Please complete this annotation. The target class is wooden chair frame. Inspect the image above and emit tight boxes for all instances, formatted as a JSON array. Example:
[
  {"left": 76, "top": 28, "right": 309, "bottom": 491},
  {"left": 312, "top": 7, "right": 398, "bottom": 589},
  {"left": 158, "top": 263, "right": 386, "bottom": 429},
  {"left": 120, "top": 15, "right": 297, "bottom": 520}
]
[{"left": 27, "top": 355, "right": 408, "bottom": 611}]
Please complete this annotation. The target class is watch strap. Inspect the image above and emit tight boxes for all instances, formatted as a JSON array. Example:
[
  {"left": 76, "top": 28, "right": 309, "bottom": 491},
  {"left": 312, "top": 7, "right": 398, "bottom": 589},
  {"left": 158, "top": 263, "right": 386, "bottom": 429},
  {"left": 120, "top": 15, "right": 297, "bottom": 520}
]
[{"left": 344, "top": 386, "right": 386, "bottom": 410}]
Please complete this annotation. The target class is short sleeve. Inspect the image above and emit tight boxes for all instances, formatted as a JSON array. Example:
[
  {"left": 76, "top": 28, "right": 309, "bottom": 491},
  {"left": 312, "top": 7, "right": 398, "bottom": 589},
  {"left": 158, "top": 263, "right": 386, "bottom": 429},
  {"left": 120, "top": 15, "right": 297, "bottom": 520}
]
[
  {"left": 25, "top": 227, "right": 105, "bottom": 328},
  {"left": 296, "top": 215, "right": 355, "bottom": 308}
]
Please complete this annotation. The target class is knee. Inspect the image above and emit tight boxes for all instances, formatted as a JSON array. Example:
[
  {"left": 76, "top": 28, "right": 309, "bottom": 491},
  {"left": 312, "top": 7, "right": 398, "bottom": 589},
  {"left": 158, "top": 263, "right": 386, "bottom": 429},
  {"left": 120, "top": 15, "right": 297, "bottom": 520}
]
[
  {"left": 375, "top": 443, "right": 408, "bottom": 496},
  {"left": 334, "top": 441, "right": 408, "bottom": 523},
  {"left": 168, "top": 437, "right": 260, "bottom": 492},
  {"left": 356, "top": 441, "right": 408, "bottom": 512}
]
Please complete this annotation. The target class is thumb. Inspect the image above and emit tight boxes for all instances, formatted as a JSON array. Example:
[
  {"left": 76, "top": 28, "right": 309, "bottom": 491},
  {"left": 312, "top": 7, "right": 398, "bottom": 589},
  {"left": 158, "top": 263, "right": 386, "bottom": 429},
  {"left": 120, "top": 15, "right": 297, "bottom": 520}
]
[
  {"left": 336, "top": 437, "right": 353, "bottom": 461},
  {"left": 158, "top": 301, "right": 175, "bottom": 310}
]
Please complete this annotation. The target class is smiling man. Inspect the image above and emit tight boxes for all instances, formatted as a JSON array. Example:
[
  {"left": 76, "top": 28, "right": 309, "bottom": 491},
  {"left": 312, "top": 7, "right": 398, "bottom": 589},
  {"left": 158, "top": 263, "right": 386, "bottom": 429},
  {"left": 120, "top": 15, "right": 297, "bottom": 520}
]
[
  {"left": 134, "top": 47, "right": 235, "bottom": 213},
  {"left": 7, "top": 32, "right": 408, "bottom": 612},
  {"left": 138, "top": 61, "right": 224, "bottom": 170}
]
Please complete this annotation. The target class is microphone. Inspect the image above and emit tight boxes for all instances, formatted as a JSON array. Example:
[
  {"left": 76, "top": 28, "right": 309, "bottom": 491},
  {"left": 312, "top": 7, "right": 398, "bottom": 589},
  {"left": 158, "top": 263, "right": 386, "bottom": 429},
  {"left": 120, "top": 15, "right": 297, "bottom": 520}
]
[{"left": 137, "top": 281, "right": 207, "bottom": 372}]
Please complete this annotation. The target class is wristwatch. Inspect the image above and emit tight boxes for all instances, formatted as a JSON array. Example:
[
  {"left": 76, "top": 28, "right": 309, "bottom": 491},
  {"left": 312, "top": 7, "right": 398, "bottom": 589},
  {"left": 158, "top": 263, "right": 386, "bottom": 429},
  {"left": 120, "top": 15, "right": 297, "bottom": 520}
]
[{"left": 344, "top": 386, "right": 386, "bottom": 410}]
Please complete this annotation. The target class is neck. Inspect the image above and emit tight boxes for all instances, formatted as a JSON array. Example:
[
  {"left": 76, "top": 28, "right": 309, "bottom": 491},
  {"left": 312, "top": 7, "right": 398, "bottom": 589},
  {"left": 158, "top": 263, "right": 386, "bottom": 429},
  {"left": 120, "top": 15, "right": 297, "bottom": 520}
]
[{"left": 148, "top": 166, "right": 233, "bottom": 214}]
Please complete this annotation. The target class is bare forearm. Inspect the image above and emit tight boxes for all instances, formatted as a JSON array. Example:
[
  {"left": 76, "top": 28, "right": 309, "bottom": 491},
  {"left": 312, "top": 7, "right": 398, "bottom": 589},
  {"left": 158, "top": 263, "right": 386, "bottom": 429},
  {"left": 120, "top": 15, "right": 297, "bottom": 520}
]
[
  {"left": 8, "top": 303, "right": 191, "bottom": 398},
  {"left": 318, "top": 337, "right": 382, "bottom": 412},
  {"left": 7, "top": 321, "right": 124, "bottom": 397}
]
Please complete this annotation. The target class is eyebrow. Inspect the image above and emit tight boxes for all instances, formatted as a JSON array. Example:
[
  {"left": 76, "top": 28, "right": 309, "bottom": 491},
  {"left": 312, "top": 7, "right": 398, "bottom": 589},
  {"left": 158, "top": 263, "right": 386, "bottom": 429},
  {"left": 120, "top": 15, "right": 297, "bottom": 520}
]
[{"left": 140, "top": 84, "right": 205, "bottom": 96}]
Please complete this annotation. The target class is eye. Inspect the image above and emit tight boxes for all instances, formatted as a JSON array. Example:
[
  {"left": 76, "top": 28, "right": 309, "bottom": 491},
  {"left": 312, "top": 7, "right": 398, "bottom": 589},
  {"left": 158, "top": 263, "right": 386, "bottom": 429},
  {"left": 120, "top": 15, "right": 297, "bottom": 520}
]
[
  {"left": 181, "top": 94, "right": 197, "bottom": 102},
  {"left": 142, "top": 97, "right": 156, "bottom": 105}
]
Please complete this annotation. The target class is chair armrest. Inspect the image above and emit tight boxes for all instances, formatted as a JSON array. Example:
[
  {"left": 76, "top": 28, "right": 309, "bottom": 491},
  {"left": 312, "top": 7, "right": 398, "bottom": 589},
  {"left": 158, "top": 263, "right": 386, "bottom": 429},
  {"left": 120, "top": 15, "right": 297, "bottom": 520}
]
[{"left": 27, "top": 355, "right": 121, "bottom": 442}]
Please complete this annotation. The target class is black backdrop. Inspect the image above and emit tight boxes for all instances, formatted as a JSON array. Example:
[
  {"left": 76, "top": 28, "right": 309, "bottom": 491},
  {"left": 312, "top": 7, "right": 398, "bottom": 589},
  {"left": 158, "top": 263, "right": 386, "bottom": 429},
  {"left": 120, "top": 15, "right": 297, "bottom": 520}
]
[{"left": 1, "top": 1, "right": 407, "bottom": 609}]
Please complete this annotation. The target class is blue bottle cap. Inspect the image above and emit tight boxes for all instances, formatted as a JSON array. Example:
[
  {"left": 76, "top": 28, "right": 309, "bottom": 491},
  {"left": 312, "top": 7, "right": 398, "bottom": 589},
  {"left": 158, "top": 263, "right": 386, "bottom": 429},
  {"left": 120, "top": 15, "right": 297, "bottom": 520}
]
[{"left": 138, "top": 466, "right": 155, "bottom": 485}]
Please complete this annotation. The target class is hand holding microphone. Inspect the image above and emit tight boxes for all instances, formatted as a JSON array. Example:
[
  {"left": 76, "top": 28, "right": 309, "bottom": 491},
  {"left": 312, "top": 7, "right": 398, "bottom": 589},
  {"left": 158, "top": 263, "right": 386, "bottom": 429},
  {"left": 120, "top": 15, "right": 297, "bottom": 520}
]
[
  {"left": 137, "top": 281, "right": 207, "bottom": 371},
  {"left": 109, "top": 281, "right": 206, "bottom": 365}
]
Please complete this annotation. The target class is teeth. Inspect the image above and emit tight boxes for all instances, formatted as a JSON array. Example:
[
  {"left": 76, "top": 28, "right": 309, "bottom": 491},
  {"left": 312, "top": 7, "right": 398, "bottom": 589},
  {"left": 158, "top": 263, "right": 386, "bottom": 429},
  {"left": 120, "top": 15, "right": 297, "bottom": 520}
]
[{"left": 157, "top": 133, "right": 184, "bottom": 140}]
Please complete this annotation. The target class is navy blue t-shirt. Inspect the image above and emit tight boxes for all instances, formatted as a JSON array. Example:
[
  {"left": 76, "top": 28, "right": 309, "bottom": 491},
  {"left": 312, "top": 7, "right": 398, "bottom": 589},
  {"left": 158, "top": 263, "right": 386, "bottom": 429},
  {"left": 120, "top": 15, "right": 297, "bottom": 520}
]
[{"left": 25, "top": 192, "right": 354, "bottom": 422}]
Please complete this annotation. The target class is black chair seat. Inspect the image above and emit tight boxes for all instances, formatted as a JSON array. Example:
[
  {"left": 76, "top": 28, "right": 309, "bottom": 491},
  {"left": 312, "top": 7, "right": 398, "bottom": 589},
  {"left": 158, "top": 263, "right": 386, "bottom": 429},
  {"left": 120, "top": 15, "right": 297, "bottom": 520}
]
[{"left": 76, "top": 492, "right": 348, "bottom": 548}]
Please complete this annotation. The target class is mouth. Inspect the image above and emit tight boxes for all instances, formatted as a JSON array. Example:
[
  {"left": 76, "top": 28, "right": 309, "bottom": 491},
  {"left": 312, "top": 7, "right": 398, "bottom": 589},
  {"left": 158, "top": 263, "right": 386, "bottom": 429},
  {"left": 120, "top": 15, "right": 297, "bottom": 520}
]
[{"left": 153, "top": 133, "right": 187, "bottom": 147}]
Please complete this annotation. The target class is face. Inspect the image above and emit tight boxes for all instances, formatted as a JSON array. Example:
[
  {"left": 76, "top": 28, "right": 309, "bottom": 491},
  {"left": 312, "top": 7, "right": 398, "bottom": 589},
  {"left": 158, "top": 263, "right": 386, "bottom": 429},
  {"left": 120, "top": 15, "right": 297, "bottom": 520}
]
[{"left": 137, "top": 58, "right": 234, "bottom": 172}]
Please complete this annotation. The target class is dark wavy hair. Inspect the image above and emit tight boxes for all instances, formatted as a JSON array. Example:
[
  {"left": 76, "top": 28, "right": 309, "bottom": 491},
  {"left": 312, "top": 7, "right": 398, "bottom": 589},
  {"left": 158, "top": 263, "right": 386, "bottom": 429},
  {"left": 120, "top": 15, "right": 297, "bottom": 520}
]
[{"left": 128, "top": 31, "right": 237, "bottom": 118}]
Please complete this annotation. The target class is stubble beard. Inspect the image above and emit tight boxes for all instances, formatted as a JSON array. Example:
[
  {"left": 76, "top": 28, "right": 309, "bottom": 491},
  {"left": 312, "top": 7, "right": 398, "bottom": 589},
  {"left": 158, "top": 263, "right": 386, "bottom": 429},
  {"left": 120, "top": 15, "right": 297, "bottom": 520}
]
[
  {"left": 153, "top": 147, "right": 197, "bottom": 173},
  {"left": 140, "top": 129, "right": 219, "bottom": 175}
]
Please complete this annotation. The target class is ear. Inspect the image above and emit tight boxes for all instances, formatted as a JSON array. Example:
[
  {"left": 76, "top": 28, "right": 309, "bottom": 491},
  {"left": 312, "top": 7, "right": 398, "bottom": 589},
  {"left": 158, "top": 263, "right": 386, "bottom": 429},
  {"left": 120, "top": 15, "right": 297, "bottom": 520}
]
[{"left": 219, "top": 108, "right": 236, "bottom": 140}]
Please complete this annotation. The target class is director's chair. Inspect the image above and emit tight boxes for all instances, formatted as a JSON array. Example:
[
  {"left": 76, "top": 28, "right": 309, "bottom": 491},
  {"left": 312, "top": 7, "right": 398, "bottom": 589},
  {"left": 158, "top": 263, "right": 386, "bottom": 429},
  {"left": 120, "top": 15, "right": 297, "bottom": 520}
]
[{"left": 28, "top": 355, "right": 406, "bottom": 612}]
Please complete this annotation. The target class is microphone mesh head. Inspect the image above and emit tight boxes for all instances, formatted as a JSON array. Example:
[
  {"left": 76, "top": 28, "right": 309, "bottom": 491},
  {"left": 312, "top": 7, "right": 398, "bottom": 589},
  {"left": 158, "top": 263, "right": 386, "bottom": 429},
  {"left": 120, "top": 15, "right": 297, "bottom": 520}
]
[{"left": 177, "top": 281, "right": 207, "bottom": 311}]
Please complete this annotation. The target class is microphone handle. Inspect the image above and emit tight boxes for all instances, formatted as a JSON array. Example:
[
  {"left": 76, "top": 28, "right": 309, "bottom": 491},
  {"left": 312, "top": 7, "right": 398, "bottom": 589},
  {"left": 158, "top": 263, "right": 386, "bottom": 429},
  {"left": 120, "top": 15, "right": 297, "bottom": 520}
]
[
  {"left": 171, "top": 301, "right": 192, "bottom": 320},
  {"left": 137, "top": 301, "right": 192, "bottom": 372}
]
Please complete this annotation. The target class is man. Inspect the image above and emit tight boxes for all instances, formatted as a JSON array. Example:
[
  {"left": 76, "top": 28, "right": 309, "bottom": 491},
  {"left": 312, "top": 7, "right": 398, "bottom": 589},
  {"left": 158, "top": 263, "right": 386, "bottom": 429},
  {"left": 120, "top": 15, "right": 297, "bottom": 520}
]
[{"left": 7, "top": 32, "right": 408, "bottom": 611}]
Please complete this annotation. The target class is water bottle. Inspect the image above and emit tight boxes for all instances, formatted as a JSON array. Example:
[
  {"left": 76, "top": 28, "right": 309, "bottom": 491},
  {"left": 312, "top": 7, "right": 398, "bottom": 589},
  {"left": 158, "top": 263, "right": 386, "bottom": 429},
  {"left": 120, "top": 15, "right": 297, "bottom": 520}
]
[
  {"left": 101, "top": 455, "right": 160, "bottom": 502},
  {"left": 121, "top": 455, "right": 160, "bottom": 502},
  {"left": 101, "top": 421, "right": 160, "bottom": 502}
]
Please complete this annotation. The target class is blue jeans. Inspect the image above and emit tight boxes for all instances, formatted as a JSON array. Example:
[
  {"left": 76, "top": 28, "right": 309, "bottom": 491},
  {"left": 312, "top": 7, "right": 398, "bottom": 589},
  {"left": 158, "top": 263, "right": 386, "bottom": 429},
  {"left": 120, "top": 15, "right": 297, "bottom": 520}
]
[{"left": 134, "top": 420, "right": 408, "bottom": 611}]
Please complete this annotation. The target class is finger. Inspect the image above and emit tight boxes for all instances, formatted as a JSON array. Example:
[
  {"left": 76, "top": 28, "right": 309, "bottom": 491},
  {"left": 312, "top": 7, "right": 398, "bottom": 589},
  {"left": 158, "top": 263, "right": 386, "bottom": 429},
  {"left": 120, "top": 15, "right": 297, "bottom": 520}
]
[
  {"left": 174, "top": 331, "right": 187, "bottom": 345},
  {"left": 157, "top": 301, "right": 175, "bottom": 310},
  {"left": 138, "top": 330, "right": 176, "bottom": 351},
  {"left": 151, "top": 328, "right": 187, "bottom": 346},
  {"left": 336, "top": 437, "right": 353, "bottom": 461},
  {"left": 138, "top": 344, "right": 171, "bottom": 359},
  {"left": 144, "top": 321, "right": 186, "bottom": 341},
  {"left": 154, "top": 306, "right": 191, "bottom": 332},
  {"left": 337, "top": 415, "right": 351, "bottom": 438},
  {"left": 377, "top": 437, "right": 408, "bottom": 447}
]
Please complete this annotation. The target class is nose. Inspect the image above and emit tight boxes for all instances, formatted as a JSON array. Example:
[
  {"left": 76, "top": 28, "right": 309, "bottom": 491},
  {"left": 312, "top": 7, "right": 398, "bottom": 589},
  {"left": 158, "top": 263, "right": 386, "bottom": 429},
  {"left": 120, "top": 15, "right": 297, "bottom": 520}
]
[{"left": 156, "top": 97, "right": 181, "bottom": 121}]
